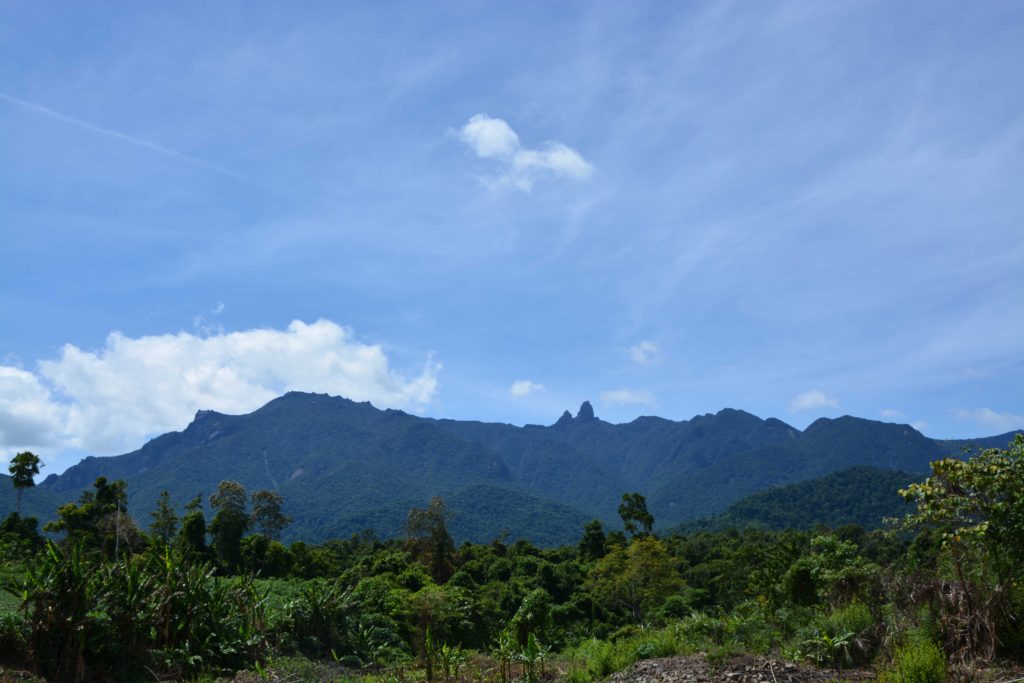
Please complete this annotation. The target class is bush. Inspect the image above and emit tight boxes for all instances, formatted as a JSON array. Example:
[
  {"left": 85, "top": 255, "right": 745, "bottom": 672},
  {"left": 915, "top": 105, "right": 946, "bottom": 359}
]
[
  {"left": 879, "top": 639, "right": 946, "bottom": 683},
  {"left": 813, "top": 601, "right": 877, "bottom": 666},
  {"left": 0, "top": 612, "right": 28, "bottom": 666}
]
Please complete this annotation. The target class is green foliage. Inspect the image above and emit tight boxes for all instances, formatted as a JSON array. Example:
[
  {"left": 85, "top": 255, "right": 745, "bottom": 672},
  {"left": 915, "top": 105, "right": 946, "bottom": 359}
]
[
  {"left": 3, "top": 541, "right": 267, "bottom": 681},
  {"left": 210, "top": 480, "right": 250, "bottom": 572},
  {"left": 878, "top": 638, "right": 946, "bottom": 683},
  {"left": 586, "top": 537, "right": 683, "bottom": 624},
  {"left": 783, "top": 534, "right": 880, "bottom": 606},
  {"left": 577, "top": 518, "right": 607, "bottom": 561},
  {"left": 241, "top": 533, "right": 294, "bottom": 577},
  {"left": 8, "top": 451, "right": 42, "bottom": 517},
  {"left": 407, "top": 496, "right": 456, "bottom": 584},
  {"left": 618, "top": 492, "right": 654, "bottom": 538},
  {"left": 898, "top": 435, "right": 1024, "bottom": 661},
  {"left": 510, "top": 588, "right": 553, "bottom": 648},
  {"left": 149, "top": 489, "right": 178, "bottom": 543},
  {"left": 177, "top": 506, "right": 211, "bottom": 561},
  {"left": 43, "top": 476, "right": 132, "bottom": 556},
  {"left": 12, "top": 440, "right": 1024, "bottom": 680},
  {"left": 251, "top": 489, "right": 292, "bottom": 541},
  {"left": 899, "top": 434, "right": 1024, "bottom": 586},
  {"left": 683, "top": 467, "right": 919, "bottom": 533},
  {"left": 0, "top": 512, "right": 43, "bottom": 555}
]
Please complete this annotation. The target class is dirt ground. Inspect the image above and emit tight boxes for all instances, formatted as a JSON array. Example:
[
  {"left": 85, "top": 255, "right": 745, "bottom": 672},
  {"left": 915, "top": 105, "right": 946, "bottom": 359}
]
[{"left": 605, "top": 653, "right": 875, "bottom": 683}]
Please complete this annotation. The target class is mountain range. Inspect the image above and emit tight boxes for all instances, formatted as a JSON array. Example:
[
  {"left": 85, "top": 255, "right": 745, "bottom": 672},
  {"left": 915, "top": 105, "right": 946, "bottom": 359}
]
[{"left": 2, "top": 392, "right": 1018, "bottom": 545}]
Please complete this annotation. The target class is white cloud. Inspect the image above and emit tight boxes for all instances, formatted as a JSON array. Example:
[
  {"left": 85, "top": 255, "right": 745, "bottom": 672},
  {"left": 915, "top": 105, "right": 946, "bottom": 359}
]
[
  {"left": 458, "top": 113, "right": 594, "bottom": 190},
  {"left": 952, "top": 407, "right": 1024, "bottom": 432},
  {"left": 459, "top": 114, "right": 520, "bottom": 159},
  {"left": 628, "top": 341, "right": 660, "bottom": 365},
  {"left": 879, "top": 408, "right": 903, "bottom": 419},
  {"left": 600, "top": 388, "right": 655, "bottom": 407},
  {"left": 509, "top": 380, "right": 546, "bottom": 398},
  {"left": 910, "top": 421, "right": 928, "bottom": 433},
  {"left": 0, "top": 366, "right": 67, "bottom": 455},
  {"left": 0, "top": 320, "right": 439, "bottom": 458},
  {"left": 789, "top": 389, "right": 839, "bottom": 412}
]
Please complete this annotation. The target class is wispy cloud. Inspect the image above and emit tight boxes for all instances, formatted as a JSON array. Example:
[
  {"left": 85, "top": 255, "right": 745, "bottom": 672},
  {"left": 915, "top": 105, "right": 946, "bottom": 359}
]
[
  {"left": 789, "top": 389, "right": 839, "bottom": 412},
  {"left": 880, "top": 408, "right": 904, "bottom": 419},
  {"left": 628, "top": 341, "right": 660, "bottom": 365},
  {"left": 600, "top": 388, "right": 655, "bottom": 407},
  {"left": 0, "top": 92, "right": 248, "bottom": 181},
  {"left": 192, "top": 302, "right": 227, "bottom": 337},
  {"left": 509, "top": 380, "right": 545, "bottom": 398},
  {"left": 458, "top": 113, "right": 594, "bottom": 190},
  {"left": 952, "top": 407, "right": 1024, "bottom": 432}
]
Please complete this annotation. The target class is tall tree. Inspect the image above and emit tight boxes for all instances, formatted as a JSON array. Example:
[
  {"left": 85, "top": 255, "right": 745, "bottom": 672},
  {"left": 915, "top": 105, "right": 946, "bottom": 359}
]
[
  {"left": 250, "top": 489, "right": 291, "bottom": 540},
  {"left": 8, "top": 451, "right": 42, "bottom": 517},
  {"left": 578, "top": 519, "right": 607, "bottom": 561},
  {"left": 149, "top": 490, "right": 179, "bottom": 544},
  {"left": 407, "top": 496, "right": 456, "bottom": 583},
  {"left": 209, "top": 480, "right": 249, "bottom": 572},
  {"left": 177, "top": 505, "right": 209, "bottom": 560},
  {"left": 618, "top": 492, "right": 654, "bottom": 539},
  {"left": 585, "top": 537, "right": 683, "bottom": 624}
]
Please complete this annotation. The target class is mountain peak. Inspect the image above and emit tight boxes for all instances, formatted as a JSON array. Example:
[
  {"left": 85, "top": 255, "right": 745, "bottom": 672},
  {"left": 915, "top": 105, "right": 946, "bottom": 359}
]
[
  {"left": 554, "top": 410, "right": 574, "bottom": 426},
  {"left": 576, "top": 401, "right": 596, "bottom": 422}
]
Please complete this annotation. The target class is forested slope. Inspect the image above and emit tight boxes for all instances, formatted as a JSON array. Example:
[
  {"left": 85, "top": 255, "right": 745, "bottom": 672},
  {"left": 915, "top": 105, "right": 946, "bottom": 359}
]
[{"left": 4, "top": 392, "right": 1018, "bottom": 544}]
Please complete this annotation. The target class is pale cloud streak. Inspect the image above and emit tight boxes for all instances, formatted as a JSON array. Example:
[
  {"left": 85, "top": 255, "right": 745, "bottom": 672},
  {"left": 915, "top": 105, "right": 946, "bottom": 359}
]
[
  {"left": 0, "top": 91, "right": 248, "bottom": 181},
  {"left": 789, "top": 389, "right": 839, "bottom": 413},
  {"left": 509, "top": 380, "right": 545, "bottom": 398},
  {"left": 952, "top": 407, "right": 1024, "bottom": 432},
  {"left": 458, "top": 113, "right": 594, "bottom": 190},
  {"left": 628, "top": 341, "right": 660, "bottom": 365},
  {"left": 0, "top": 320, "right": 439, "bottom": 462}
]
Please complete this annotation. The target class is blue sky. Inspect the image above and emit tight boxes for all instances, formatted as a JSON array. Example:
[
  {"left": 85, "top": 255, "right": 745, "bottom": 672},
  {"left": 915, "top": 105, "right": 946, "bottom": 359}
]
[{"left": 2, "top": 1, "right": 1022, "bottom": 474}]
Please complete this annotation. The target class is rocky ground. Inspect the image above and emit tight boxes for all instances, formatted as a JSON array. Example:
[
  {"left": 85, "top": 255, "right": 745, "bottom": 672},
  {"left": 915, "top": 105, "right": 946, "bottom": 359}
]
[{"left": 606, "top": 653, "right": 875, "bottom": 683}]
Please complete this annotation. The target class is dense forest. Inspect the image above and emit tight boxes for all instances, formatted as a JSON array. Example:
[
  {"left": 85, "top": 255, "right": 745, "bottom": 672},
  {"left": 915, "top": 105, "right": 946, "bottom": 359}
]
[{"left": 1, "top": 435, "right": 1022, "bottom": 683}]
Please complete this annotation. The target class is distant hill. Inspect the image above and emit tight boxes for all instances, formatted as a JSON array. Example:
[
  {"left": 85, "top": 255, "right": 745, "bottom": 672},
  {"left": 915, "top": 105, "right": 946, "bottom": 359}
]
[
  {"left": 677, "top": 466, "right": 921, "bottom": 533},
  {"left": 1, "top": 392, "right": 1018, "bottom": 545}
]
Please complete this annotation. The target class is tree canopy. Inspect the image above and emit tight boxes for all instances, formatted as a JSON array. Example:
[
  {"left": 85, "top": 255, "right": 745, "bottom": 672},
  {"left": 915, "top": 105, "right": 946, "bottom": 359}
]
[{"left": 8, "top": 451, "right": 42, "bottom": 517}]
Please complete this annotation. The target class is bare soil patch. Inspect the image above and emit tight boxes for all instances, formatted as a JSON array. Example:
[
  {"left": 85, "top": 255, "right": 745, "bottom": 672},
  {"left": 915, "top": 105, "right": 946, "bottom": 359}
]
[{"left": 606, "top": 653, "right": 874, "bottom": 683}]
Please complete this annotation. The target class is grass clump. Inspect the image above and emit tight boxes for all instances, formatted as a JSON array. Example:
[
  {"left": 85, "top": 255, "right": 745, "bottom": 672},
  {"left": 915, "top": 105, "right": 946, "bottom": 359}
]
[{"left": 878, "top": 636, "right": 946, "bottom": 683}]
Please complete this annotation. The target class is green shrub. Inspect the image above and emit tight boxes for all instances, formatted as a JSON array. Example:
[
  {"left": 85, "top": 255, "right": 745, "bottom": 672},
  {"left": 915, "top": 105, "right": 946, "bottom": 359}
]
[
  {"left": 879, "top": 639, "right": 946, "bottom": 683},
  {"left": 821, "top": 601, "right": 874, "bottom": 636},
  {"left": 812, "top": 601, "right": 877, "bottom": 666},
  {"left": 0, "top": 611, "right": 28, "bottom": 666}
]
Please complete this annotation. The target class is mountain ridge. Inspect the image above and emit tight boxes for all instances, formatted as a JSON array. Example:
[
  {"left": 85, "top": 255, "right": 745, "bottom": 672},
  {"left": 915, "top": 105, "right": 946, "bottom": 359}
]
[{"left": 5, "top": 391, "right": 1020, "bottom": 546}]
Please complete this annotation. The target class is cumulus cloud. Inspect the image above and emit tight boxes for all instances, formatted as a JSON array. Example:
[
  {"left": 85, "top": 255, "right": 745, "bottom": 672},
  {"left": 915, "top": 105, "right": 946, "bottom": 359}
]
[
  {"left": 0, "top": 366, "right": 67, "bottom": 453},
  {"left": 0, "top": 320, "right": 439, "bottom": 459},
  {"left": 952, "top": 407, "right": 1024, "bottom": 432},
  {"left": 628, "top": 341, "right": 660, "bottom": 365},
  {"left": 600, "top": 388, "right": 655, "bottom": 407},
  {"left": 458, "top": 113, "right": 594, "bottom": 190},
  {"left": 510, "top": 380, "right": 545, "bottom": 398},
  {"left": 789, "top": 389, "right": 839, "bottom": 412}
]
